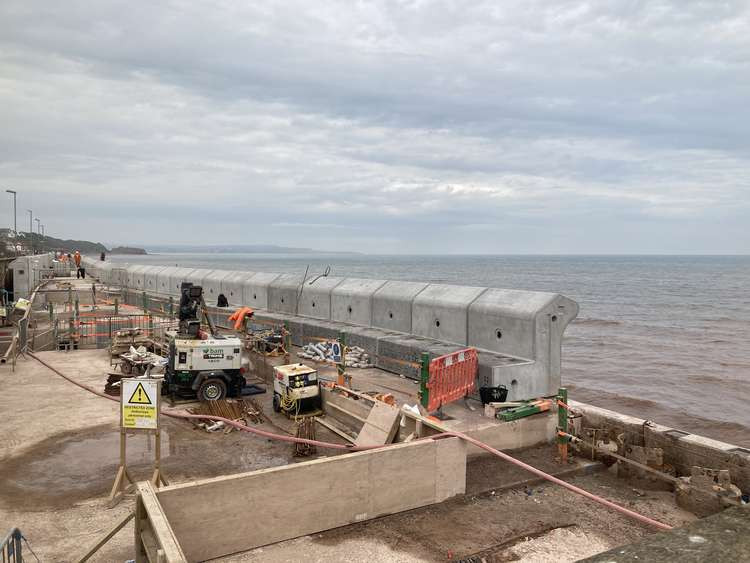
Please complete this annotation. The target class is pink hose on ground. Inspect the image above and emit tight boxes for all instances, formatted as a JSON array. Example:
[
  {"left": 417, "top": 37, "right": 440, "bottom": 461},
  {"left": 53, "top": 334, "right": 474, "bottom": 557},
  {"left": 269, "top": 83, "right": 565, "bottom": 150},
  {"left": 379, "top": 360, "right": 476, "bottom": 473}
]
[{"left": 28, "top": 352, "right": 673, "bottom": 531}]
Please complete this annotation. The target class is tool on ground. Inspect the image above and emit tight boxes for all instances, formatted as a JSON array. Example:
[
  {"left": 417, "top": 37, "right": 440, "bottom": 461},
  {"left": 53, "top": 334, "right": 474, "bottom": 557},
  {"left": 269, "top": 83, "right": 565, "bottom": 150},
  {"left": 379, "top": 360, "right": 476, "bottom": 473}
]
[
  {"left": 163, "top": 282, "right": 253, "bottom": 402},
  {"left": 496, "top": 398, "right": 553, "bottom": 421}
]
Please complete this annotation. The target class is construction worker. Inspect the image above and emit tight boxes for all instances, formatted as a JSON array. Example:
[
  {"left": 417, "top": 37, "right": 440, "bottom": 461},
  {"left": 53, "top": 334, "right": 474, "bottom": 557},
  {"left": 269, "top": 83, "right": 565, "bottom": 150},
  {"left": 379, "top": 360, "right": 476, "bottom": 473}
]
[{"left": 74, "top": 250, "right": 84, "bottom": 279}]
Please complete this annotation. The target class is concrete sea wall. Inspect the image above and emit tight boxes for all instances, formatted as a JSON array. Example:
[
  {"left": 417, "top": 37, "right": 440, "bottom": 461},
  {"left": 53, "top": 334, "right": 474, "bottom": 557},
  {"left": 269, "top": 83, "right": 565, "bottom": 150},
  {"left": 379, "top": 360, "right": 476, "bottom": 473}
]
[{"left": 79, "top": 257, "right": 578, "bottom": 401}]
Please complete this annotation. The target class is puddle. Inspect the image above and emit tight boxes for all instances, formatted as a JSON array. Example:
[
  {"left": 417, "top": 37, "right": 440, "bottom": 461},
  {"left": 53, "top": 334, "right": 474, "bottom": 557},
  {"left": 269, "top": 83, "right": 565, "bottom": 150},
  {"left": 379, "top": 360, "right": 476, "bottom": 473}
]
[{"left": 0, "top": 421, "right": 292, "bottom": 509}]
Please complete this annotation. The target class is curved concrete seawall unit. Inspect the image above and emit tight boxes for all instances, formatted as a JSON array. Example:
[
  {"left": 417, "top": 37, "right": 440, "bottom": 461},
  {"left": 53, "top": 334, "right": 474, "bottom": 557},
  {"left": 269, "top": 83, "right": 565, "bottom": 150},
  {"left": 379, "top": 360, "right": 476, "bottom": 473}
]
[{"left": 81, "top": 256, "right": 579, "bottom": 401}]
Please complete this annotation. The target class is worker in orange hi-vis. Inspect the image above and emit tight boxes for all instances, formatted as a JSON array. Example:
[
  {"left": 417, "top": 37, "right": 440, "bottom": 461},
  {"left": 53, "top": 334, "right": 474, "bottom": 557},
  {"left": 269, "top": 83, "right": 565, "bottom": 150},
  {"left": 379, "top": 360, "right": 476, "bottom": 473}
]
[{"left": 74, "top": 250, "right": 84, "bottom": 279}]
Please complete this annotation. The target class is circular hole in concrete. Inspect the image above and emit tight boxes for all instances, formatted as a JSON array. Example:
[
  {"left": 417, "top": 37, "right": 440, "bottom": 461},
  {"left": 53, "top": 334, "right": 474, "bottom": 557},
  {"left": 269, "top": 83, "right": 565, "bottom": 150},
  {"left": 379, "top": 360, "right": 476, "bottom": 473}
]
[
  {"left": 551, "top": 315, "right": 558, "bottom": 322},
  {"left": 253, "top": 293, "right": 257, "bottom": 300},
  {"left": 312, "top": 301, "right": 316, "bottom": 307},
  {"left": 511, "top": 379, "right": 518, "bottom": 388},
  {"left": 435, "top": 320, "right": 440, "bottom": 328},
  {"left": 389, "top": 312, "right": 393, "bottom": 318},
  {"left": 496, "top": 330, "right": 502, "bottom": 339},
  {"left": 348, "top": 306, "right": 352, "bottom": 314},
  {"left": 281, "top": 297, "right": 284, "bottom": 303}
]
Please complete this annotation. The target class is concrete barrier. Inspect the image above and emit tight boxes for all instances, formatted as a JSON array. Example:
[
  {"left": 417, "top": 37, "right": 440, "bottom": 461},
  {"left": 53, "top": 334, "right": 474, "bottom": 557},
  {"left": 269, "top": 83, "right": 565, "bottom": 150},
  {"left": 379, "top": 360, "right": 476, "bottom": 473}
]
[
  {"left": 201, "top": 270, "right": 234, "bottom": 303},
  {"left": 371, "top": 281, "right": 428, "bottom": 333},
  {"left": 128, "top": 264, "right": 151, "bottom": 291},
  {"left": 242, "top": 272, "right": 280, "bottom": 310},
  {"left": 412, "top": 284, "right": 487, "bottom": 344},
  {"left": 298, "top": 276, "right": 345, "bottom": 319},
  {"left": 144, "top": 266, "right": 168, "bottom": 294},
  {"left": 331, "top": 278, "right": 387, "bottom": 326},
  {"left": 184, "top": 268, "right": 214, "bottom": 291},
  {"left": 220, "top": 271, "right": 255, "bottom": 306},
  {"left": 268, "top": 273, "right": 304, "bottom": 314},
  {"left": 167, "top": 268, "right": 195, "bottom": 296},
  {"left": 155, "top": 266, "right": 179, "bottom": 295},
  {"left": 102, "top": 257, "right": 579, "bottom": 402}
]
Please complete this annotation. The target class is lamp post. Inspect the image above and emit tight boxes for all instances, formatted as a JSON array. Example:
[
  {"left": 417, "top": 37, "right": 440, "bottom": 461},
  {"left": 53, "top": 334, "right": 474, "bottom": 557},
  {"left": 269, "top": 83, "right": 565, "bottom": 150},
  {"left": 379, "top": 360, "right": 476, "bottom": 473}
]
[
  {"left": 5, "top": 189, "right": 16, "bottom": 257},
  {"left": 27, "top": 209, "right": 33, "bottom": 254}
]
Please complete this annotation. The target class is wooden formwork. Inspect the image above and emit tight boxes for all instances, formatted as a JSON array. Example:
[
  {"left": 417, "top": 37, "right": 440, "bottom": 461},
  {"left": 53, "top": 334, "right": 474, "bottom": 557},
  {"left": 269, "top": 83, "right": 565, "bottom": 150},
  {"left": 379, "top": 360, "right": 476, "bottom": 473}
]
[{"left": 134, "top": 437, "right": 466, "bottom": 562}]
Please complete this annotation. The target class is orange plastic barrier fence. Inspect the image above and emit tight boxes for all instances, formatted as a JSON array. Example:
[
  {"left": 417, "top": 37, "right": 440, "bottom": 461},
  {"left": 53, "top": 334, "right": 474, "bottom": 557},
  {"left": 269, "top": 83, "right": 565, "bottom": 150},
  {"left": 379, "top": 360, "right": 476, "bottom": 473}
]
[{"left": 426, "top": 347, "right": 478, "bottom": 411}]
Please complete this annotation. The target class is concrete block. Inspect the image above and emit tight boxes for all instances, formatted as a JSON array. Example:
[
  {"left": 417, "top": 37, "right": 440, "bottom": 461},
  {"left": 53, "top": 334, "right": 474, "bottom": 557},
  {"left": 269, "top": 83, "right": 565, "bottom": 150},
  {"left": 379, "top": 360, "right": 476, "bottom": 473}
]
[
  {"left": 242, "top": 272, "right": 280, "bottom": 310},
  {"left": 220, "top": 271, "right": 255, "bottom": 306},
  {"left": 331, "top": 278, "right": 387, "bottom": 326},
  {"left": 267, "top": 273, "right": 304, "bottom": 314},
  {"left": 155, "top": 266, "right": 180, "bottom": 295},
  {"left": 412, "top": 284, "right": 486, "bottom": 344},
  {"left": 376, "top": 333, "right": 438, "bottom": 379},
  {"left": 143, "top": 266, "right": 168, "bottom": 294},
  {"left": 184, "top": 269, "right": 214, "bottom": 291},
  {"left": 372, "top": 281, "right": 428, "bottom": 333},
  {"left": 127, "top": 265, "right": 151, "bottom": 291},
  {"left": 155, "top": 438, "right": 466, "bottom": 562},
  {"left": 298, "top": 276, "right": 345, "bottom": 320},
  {"left": 301, "top": 318, "right": 345, "bottom": 345},
  {"left": 468, "top": 289, "right": 578, "bottom": 383},
  {"left": 168, "top": 268, "right": 196, "bottom": 296},
  {"left": 342, "top": 325, "right": 398, "bottom": 358},
  {"left": 201, "top": 270, "right": 234, "bottom": 303}
]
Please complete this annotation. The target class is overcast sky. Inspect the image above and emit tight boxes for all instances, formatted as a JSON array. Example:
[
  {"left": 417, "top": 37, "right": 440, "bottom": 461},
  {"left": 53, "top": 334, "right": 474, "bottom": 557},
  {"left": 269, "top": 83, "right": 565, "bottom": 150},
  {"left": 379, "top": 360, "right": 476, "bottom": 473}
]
[{"left": 1, "top": 1, "right": 748, "bottom": 253}]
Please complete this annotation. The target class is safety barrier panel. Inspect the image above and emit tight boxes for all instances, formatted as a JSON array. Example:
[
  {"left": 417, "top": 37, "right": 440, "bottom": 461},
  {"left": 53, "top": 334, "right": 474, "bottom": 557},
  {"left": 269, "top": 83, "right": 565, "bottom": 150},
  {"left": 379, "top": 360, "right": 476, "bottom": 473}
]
[{"left": 422, "top": 347, "right": 478, "bottom": 411}]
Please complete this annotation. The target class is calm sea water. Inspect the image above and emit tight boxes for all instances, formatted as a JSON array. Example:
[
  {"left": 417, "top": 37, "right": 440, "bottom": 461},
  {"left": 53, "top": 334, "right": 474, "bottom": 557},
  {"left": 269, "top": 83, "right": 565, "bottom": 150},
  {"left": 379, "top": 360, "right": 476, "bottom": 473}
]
[{"left": 109, "top": 253, "right": 750, "bottom": 446}]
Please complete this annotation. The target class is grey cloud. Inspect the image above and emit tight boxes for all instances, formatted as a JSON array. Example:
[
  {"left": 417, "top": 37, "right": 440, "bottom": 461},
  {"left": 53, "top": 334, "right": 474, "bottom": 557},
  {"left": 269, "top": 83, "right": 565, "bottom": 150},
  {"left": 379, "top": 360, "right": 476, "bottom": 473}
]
[{"left": 0, "top": 1, "right": 749, "bottom": 253}]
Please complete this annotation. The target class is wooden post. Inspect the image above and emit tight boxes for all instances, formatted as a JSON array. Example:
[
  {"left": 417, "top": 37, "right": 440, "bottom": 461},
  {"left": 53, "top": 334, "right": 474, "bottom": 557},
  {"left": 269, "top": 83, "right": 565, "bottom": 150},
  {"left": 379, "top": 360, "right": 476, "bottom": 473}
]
[{"left": 114, "top": 298, "right": 119, "bottom": 316}]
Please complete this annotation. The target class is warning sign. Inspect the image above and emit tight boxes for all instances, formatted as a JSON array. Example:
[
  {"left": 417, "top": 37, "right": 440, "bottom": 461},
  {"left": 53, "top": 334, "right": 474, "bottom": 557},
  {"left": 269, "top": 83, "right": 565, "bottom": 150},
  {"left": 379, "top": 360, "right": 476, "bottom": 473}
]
[{"left": 121, "top": 379, "right": 159, "bottom": 430}]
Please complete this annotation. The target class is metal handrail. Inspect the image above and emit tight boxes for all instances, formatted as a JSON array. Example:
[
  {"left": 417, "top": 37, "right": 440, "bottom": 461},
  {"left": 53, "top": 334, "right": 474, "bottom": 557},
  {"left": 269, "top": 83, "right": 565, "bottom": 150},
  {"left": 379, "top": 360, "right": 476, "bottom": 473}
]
[{"left": 1, "top": 528, "right": 23, "bottom": 562}]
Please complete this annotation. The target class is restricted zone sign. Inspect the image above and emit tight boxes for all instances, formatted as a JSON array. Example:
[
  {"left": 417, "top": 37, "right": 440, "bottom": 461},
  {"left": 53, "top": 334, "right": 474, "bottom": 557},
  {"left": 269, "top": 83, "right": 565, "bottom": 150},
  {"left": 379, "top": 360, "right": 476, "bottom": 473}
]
[{"left": 121, "top": 379, "right": 159, "bottom": 430}]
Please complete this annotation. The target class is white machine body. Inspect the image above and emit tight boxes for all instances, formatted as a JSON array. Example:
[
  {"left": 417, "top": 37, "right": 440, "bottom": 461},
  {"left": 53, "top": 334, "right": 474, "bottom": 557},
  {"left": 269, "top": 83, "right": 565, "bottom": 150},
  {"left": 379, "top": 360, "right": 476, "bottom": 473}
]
[
  {"left": 273, "top": 363, "right": 319, "bottom": 400},
  {"left": 172, "top": 335, "right": 243, "bottom": 372}
]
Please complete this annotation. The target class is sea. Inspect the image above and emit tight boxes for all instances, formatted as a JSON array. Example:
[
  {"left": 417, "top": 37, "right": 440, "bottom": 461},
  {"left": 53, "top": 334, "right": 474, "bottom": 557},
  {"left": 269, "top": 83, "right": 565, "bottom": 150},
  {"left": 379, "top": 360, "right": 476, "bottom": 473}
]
[{"left": 108, "top": 253, "right": 750, "bottom": 447}]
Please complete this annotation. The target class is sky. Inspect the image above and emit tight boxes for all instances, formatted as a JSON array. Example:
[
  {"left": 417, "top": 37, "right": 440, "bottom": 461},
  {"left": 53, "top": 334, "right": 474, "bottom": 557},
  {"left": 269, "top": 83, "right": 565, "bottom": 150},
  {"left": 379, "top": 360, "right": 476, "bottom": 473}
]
[{"left": 1, "top": 1, "right": 748, "bottom": 254}]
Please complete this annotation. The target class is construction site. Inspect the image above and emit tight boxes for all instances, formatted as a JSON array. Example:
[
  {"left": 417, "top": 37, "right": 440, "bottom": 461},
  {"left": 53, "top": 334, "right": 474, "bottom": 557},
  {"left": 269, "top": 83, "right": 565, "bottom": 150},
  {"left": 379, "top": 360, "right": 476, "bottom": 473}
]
[{"left": 2, "top": 253, "right": 749, "bottom": 562}]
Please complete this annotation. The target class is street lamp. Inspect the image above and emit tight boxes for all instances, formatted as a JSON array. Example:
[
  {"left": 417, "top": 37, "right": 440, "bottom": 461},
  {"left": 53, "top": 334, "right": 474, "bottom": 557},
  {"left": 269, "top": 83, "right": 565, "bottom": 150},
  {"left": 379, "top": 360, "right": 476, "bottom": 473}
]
[
  {"left": 5, "top": 189, "right": 17, "bottom": 256},
  {"left": 27, "top": 209, "right": 32, "bottom": 254}
]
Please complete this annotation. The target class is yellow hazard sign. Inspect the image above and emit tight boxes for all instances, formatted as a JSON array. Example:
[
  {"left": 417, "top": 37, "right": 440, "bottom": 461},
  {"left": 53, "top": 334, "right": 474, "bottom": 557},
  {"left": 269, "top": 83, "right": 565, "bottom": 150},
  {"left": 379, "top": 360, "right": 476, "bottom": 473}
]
[
  {"left": 127, "top": 382, "right": 152, "bottom": 405},
  {"left": 121, "top": 379, "right": 159, "bottom": 430}
]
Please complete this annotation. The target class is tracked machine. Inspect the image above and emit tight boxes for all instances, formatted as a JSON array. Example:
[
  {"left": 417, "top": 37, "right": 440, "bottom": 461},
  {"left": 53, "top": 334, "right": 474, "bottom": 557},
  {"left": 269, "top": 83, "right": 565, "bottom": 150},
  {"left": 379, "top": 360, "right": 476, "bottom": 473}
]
[{"left": 164, "top": 282, "right": 248, "bottom": 401}]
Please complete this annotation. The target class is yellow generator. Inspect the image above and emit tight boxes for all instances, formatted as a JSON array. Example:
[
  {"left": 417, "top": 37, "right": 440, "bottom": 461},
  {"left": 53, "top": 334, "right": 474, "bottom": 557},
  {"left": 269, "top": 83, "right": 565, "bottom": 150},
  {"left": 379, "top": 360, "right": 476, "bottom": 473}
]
[{"left": 272, "top": 363, "right": 321, "bottom": 414}]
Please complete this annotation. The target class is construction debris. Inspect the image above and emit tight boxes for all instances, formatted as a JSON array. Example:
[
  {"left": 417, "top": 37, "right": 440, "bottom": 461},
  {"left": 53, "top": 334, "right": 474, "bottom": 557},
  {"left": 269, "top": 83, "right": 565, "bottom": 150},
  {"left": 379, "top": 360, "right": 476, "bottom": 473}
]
[
  {"left": 299, "top": 342, "right": 374, "bottom": 368},
  {"left": 109, "top": 328, "right": 151, "bottom": 357},
  {"left": 119, "top": 345, "right": 166, "bottom": 375},
  {"left": 188, "top": 398, "right": 266, "bottom": 432}
]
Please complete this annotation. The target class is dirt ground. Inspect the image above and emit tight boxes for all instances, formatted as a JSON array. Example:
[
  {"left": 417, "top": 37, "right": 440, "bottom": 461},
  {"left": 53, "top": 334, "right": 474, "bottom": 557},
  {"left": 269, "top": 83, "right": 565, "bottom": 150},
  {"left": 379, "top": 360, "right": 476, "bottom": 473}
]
[{"left": 0, "top": 348, "right": 697, "bottom": 562}]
